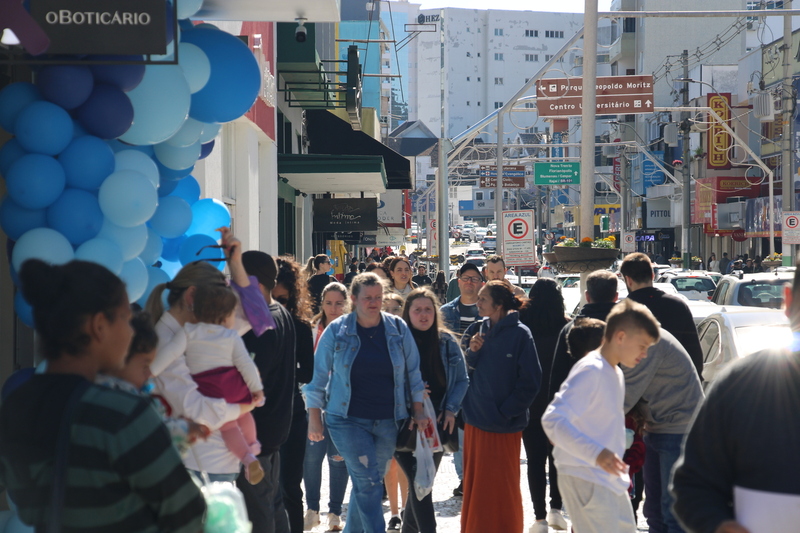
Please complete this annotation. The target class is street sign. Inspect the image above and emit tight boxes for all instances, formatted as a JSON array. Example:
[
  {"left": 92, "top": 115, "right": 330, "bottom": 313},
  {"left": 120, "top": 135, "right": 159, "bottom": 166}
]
[
  {"left": 502, "top": 210, "right": 537, "bottom": 266},
  {"left": 427, "top": 218, "right": 438, "bottom": 256},
  {"left": 479, "top": 176, "right": 526, "bottom": 188},
  {"left": 536, "top": 94, "right": 654, "bottom": 117},
  {"left": 783, "top": 211, "right": 800, "bottom": 244},
  {"left": 479, "top": 165, "right": 525, "bottom": 177},
  {"left": 622, "top": 231, "right": 636, "bottom": 252},
  {"left": 536, "top": 75, "right": 654, "bottom": 98},
  {"left": 535, "top": 162, "right": 580, "bottom": 185}
]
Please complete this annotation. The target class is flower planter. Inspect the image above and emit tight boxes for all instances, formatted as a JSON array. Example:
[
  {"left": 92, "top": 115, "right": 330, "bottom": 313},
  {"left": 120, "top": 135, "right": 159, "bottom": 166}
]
[
  {"left": 761, "top": 260, "right": 782, "bottom": 269},
  {"left": 542, "top": 252, "right": 558, "bottom": 265},
  {"left": 551, "top": 247, "right": 619, "bottom": 274}
]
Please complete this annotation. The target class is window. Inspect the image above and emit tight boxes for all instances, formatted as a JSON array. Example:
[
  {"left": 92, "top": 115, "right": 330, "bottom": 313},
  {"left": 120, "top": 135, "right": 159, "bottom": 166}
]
[
  {"left": 466, "top": 101, "right": 471, "bottom": 106},
  {"left": 623, "top": 18, "right": 636, "bottom": 33},
  {"left": 494, "top": 53, "right": 503, "bottom": 60},
  {"left": 466, "top": 52, "right": 472, "bottom": 57},
  {"left": 477, "top": 77, "right": 481, "bottom": 81},
  {"left": 545, "top": 30, "right": 564, "bottom": 38},
  {"left": 494, "top": 28, "right": 503, "bottom": 36},
  {"left": 477, "top": 101, "right": 481, "bottom": 106},
  {"left": 466, "top": 76, "right": 470, "bottom": 81},
  {"left": 545, "top": 54, "right": 564, "bottom": 63},
  {"left": 525, "top": 54, "right": 538, "bottom": 62},
  {"left": 494, "top": 77, "right": 504, "bottom": 85},
  {"left": 524, "top": 102, "right": 535, "bottom": 108},
  {"left": 489, "top": 192, "right": 495, "bottom": 199},
  {"left": 525, "top": 29, "right": 538, "bottom": 37},
  {"left": 477, "top": 52, "right": 481, "bottom": 57},
  {"left": 475, "top": 192, "right": 484, "bottom": 200},
  {"left": 494, "top": 101, "right": 503, "bottom": 109}
]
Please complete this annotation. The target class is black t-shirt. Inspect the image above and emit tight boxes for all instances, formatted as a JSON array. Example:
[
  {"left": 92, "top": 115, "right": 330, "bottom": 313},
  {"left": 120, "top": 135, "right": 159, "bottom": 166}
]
[
  {"left": 412, "top": 274, "right": 432, "bottom": 286},
  {"left": 308, "top": 274, "right": 336, "bottom": 313}
]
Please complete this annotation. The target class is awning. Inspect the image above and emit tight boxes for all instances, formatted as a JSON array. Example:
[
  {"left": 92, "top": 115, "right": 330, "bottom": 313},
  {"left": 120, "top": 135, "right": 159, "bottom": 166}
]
[
  {"left": 197, "top": 0, "right": 340, "bottom": 22},
  {"left": 278, "top": 154, "right": 387, "bottom": 194},
  {"left": 306, "top": 110, "right": 412, "bottom": 190}
]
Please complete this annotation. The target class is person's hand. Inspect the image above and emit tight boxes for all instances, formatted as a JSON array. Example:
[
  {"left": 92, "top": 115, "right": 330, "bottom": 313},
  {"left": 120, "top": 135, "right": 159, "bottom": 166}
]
[
  {"left": 437, "top": 410, "right": 456, "bottom": 433},
  {"left": 423, "top": 382, "right": 431, "bottom": 400},
  {"left": 252, "top": 390, "right": 265, "bottom": 407},
  {"left": 410, "top": 406, "right": 430, "bottom": 432},
  {"left": 714, "top": 521, "right": 750, "bottom": 533},
  {"left": 185, "top": 420, "right": 211, "bottom": 443},
  {"left": 308, "top": 411, "right": 325, "bottom": 442},
  {"left": 469, "top": 333, "right": 484, "bottom": 352},
  {"left": 217, "top": 227, "right": 241, "bottom": 263},
  {"left": 596, "top": 448, "right": 628, "bottom": 477}
]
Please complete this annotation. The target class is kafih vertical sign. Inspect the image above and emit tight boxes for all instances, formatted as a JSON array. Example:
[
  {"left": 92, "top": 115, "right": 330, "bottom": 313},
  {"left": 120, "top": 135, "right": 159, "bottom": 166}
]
[{"left": 707, "top": 93, "right": 731, "bottom": 170}]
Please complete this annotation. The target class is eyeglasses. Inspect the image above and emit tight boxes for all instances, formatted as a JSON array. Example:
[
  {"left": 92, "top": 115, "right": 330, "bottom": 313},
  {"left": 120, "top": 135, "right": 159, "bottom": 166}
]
[
  {"left": 459, "top": 276, "right": 483, "bottom": 283},
  {"left": 195, "top": 244, "right": 228, "bottom": 262}
]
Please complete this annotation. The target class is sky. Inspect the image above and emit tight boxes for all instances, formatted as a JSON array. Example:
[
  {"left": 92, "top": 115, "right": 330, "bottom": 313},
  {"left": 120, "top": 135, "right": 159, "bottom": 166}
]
[{"left": 415, "top": 0, "right": 614, "bottom": 13}]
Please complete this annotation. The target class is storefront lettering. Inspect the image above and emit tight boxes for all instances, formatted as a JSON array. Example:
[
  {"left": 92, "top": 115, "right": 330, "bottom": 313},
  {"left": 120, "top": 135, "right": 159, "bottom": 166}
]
[{"left": 44, "top": 10, "right": 152, "bottom": 25}]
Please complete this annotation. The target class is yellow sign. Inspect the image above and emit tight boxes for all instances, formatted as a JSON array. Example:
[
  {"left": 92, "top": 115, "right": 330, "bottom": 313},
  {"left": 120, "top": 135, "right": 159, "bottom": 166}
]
[
  {"left": 707, "top": 93, "right": 731, "bottom": 170},
  {"left": 593, "top": 204, "right": 620, "bottom": 225}
]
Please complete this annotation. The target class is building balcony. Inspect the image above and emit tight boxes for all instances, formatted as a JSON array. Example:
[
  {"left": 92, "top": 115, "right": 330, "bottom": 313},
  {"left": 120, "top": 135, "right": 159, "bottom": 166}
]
[
  {"left": 608, "top": 32, "right": 634, "bottom": 64},
  {"left": 197, "top": 0, "right": 341, "bottom": 22}
]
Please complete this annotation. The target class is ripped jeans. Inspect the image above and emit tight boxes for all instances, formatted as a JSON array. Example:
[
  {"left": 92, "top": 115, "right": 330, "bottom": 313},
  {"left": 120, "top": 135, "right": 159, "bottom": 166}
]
[{"left": 326, "top": 414, "right": 398, "bottom": 533}]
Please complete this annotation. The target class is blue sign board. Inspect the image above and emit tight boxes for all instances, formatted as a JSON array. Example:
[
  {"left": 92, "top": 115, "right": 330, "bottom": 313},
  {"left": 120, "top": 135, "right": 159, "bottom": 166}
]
[
  {"left": 642, "top": 150, "right": 665, "bottom": 188},
  {"left": 459, "top": 200, "right": 474, "bottom": 211},
  {"left": 552, "top": 132, "right": 564, "bottom": 160}
]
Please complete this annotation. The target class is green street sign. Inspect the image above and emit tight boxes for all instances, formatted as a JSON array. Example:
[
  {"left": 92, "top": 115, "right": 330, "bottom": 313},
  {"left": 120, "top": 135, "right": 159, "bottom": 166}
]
[{"left": 534, "top": 162, "right": 580, "bottom": 185}]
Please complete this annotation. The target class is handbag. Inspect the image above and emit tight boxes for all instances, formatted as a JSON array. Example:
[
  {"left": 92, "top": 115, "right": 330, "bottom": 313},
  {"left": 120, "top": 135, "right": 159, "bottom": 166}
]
[
  {"left": 48, "top": 380, "right": 91, "bottom": 533},
  {"left": 396, "top": 417, "right": 417, "bottom": 453},
  {"left": 438, "top": 419, "right": 459, "bottom": 453}
]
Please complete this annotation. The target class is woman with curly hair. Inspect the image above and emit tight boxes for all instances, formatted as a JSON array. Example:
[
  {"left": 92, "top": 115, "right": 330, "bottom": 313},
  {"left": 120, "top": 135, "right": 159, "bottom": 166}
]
[{"left": 273, "top": 256, "right": 315, "bottom": 533}]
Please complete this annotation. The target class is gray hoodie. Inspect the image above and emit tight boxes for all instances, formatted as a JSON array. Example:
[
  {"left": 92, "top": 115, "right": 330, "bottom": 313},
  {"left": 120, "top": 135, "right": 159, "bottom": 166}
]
[{"left": 623, "top": 328, "right": 704, "bottom": 434}]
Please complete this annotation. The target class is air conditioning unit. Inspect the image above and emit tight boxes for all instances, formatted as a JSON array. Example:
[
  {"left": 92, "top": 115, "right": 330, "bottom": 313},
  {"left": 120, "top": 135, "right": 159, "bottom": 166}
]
[
  {"left": 752, "top": 91, "right": 773, "bottom": 120},
  {"left": 663, "top": 123, "right": 679, "bottom": 146}
]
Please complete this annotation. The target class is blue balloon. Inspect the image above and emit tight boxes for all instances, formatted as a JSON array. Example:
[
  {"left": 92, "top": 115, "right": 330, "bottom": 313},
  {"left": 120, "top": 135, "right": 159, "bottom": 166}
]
[
  {"left": 139, "top": 227, "right": 164, "bottom": 265},
  {"left": 165, "top": 117, "right": 204, "bottom": 147},
  {"left": 89, "top": 56, "right": 146, "bottom": 92},
  {"left": 114, "top": 150, "right": 159, "bottom": 187},
  {"left": 199, "top": 140, "right": 215, "bottom": 160},
  {"left": 98, "top": 219, "right": 148, "bottom": 260},
  {"left": 137, "top": 266, "right": 171, "bottom": 307},
  {"left": 72, "top": 121, "right": 89, "bottom": 138},
  {"left": 179, "top": 19, "right": 195, "bottom": 31},
  {"left": 120, "top": 257, "right": 148, "bottom": 301},
  {"left": 14, "top": 291, "right": 34, "bottom": 328},
  {"left": 11, "top": 227, "right": 75, "bottom": 272},
  {"left": 161, "top": 235, "right": 187, "bottom": 262},
  {"left": 75, "top": 84, "right": 134, "bottom": 140},
  {"left": 156, "top": 159, "right": 194, "bottom": 181},
  {"left": 106, "top": 140, "right": 155, "bottom": 156},
  {"left": 181, "top": 28, "right": 260, "bottom": 123},
  {"left": 149, "top": 196, "right": 193, "bottom": 238},
  {"left": 178, "top": 42, "right": 211, "bottom": 94},
  {"left": 75, "top": 237, "right": 124, "bottom": 274},
  {"left": 98, "top": 170, "right": 158, "bottom": 227},
  {"left": 0, "top": 138, "right": 28, "bottom": 178},
  {"left": 59, "top": 136, "right": 115, "bottom": 190},
  {"left": 0, "top": 82, "right": 41, "bottom": 133},
  {"left": 36, "top": 65, "right": 94, "bottom": 110},
  {"left": 0, "top": 197, "right": 47, "bottom": 241},
  {"left": 158, "top": 258, "right": 184, "bottom": 278},
  {"left": 46, "top": 188, "right": 104, "bottom": 245},
  {"left": 158, "top": 176, "right": 180, "bottom": 196},
  {"left": 177, "top": 0, "right": 203, "bottom": 18},
  {"left": 15, "top": 101, "right": 74, "bottom": 155},
  {"left": 6, "top": 154, "right": 66, "bottom": 209},
  {"left": 154, "top": 140, "right": 201, "bottom": 171},
  {"left": 119, "top": 64, "right": 191, "bottom": 145},
  {"left": 169, "top": 175, "right": 201, "bottom": 204},
  {"left": 187, "top": 198, "right": 230, "bottom": 237},
  {"left": 198, "top": 122, "right": 221, "bottom": 143},
  {"left": 178, "top": 233, "right": 222, "bottom": 266}
]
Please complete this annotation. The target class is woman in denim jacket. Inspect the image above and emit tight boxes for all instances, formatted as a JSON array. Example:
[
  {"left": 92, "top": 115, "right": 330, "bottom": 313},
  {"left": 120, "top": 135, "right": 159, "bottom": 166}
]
[
  {"left": 305, "top": 272, "right": 428, "bottom": 533},
  {"left": 395, "top": 288, "right": 469, "bottom": 533}
]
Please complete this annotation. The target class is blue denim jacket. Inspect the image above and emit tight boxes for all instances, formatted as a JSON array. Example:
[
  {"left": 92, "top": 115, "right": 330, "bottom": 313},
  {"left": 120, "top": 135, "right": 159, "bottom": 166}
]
[
  {"left": 304, "top": 312, "right": 426, "bottom": 420},
  {"left": 440, "top": 296, "right": 462, "bottom": 334},
  {"left": 437, "top": 332, "right": 470, "bottom": 415}
]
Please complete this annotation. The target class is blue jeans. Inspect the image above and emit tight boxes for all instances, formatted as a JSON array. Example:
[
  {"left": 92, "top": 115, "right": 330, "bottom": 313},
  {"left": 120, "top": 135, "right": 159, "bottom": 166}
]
[
  {"left": 188, "top": 470, "right": 239, "bottom": 484},
  {"left": 643, "top": 432, "right": 686, "bottom": 533},
  {"left": 453, "top": 428, "right": 465, "bottom": 480},
  {"left": 326, "top": 414, "right": 398, "bottom": 533},
  {"left": 303, "top": 421, "right": 350, "bottom": 515}
]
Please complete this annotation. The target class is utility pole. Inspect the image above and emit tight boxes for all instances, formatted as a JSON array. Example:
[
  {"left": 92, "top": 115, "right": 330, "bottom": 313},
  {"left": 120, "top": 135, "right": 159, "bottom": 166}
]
[
  {"left": 579, "top": 0, "right": 598, "bottom": 243},
  {"left": 782, "top": 1, "right": 793, "bottom": 265},
  {"left": 437, "top": 8, "right": 450, "bottom": 274},
  {"left": 681, "top": 50, "right": 691, "bottom": 270},
  {"left": 495, "top": 112, "right": 506, "bottom": 254},
  {"left": 619, "top": 149, "right": 628, "bottom": 243}
]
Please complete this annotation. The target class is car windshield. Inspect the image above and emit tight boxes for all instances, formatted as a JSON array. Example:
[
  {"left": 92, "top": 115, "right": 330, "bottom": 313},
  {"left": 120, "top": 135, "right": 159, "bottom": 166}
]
[
  {"left": 466, "top": 258, "right": 485, "bottom": 267},
  {"left": 483, "top": 237, "right": 495, "bottom": 242},
  {"left": 672, "top": 278, "right": 716, "bottom": 292},
  {"left": 737, "top": 280, "right": 787, "bottom": 308},
  {"left": 466, "top": 249, "right": 483, "bottom": 256},
  {"left": 735, "top": 324, "right": 792, "bottom": 357}
]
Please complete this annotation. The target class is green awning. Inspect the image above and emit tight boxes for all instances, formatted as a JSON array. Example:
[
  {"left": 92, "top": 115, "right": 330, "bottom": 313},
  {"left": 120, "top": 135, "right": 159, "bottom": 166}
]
[{"left": 278, "top": 154, "right": 388, "bottom": 194}]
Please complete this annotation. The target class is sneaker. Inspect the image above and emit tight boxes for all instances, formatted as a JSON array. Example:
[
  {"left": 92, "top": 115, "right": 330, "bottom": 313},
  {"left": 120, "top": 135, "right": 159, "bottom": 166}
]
[
  {"left": 529, "top": 520, "right": 549, "bottom": 533},
  {"left": 452, "top": 481, "right": 463, "bottom": 497},
  {"left": 546, "top": 509, "right": 569, "bottom": 531},
  {"left": 387, "top": 515, "right": 402, "bottom": 531},
  {"left": 327, "top": 513, "right": 342, "bottom": 532},
  {"left": 304, "top": 509, "right": 320, "bottom": 530}
]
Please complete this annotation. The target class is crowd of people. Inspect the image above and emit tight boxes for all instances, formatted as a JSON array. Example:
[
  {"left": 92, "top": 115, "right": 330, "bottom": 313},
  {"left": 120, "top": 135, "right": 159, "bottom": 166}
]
[{"left": 1, "top": 232, "right": 798, "bottom": 533}]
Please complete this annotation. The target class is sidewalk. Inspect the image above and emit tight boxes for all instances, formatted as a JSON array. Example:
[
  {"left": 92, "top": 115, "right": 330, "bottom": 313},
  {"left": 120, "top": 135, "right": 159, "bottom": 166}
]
[{"left": 305, "top": 450, "right": 650, "bottom": 532}]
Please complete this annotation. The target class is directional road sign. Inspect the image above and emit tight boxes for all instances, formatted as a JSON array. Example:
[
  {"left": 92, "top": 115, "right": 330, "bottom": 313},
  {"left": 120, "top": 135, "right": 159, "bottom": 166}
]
[
  {"left": 783, "top": 211, "right": 800, "bottom": 244},
  {"left": 537, "top": 94, "right": 654, "bottom": 117},
  {"left": 479, "top": 165, "right": 526, "bottom": 177},
  {"left": 479, "top": 176, "right": 526, "bottom": 188},
  {"left": 536, "top": 75, "right": 654, "bottom": 98},
  {"left": 535, "top": 162, "right": 580, "bottom": 185}
]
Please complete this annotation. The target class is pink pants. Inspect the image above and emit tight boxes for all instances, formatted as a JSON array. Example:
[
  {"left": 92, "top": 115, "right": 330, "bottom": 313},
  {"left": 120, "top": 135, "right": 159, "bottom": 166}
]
[{"left": 220, "top": 412, "right": 259, "bottom": 460}]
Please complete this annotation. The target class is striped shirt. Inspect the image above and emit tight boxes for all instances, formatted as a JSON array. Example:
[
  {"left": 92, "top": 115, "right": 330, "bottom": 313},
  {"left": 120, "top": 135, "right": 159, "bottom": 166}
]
[{"left": 0, "top": 374, "right": 205, "bottom": 533}]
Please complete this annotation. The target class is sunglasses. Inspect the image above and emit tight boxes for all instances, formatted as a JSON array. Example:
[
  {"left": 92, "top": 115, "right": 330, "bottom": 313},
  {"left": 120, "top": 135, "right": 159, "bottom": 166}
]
[{"left": 195, "top": 244, "right": 228, "bottom": 262}]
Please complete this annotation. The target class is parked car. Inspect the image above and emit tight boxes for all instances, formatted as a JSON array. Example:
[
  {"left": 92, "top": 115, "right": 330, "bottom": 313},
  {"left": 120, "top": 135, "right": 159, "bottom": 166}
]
[
  {"left": 652, "top": 264, "right": 675, "bottom": 278},
  {"left": 710, "top": 272, "right": 794, "bottom": 309},
  {"left": 462, "top": 223, "right": 477, "bottom": 241},
  {"left": 487, "top": 223, "right": 497, "bottom": 235},
  {"left": 655, "top": 271, "right": 717, "bottom": 301},
  {"left": 696, "top": 307, "right": 791, "bottom": 386},
  {"left": 474, "top": 227, "right": 489, "bottom": 242},
  {"left": 481, "top": 236, "right": 497, "bottom": 251},
  {"left": 465, "top": 256, "right": 486, "bottom": 269},
  {"left": 465, "top": 248, "right": 485, "bottom": 258}
]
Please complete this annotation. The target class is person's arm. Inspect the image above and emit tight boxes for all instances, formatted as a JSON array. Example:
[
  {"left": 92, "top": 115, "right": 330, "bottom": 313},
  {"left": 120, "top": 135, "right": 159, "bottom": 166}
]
[
  {"left": 548, "top": 324, "right": 572, "bottom": 401},
  {"left": 150, "top": 327, "right": 187, "bottom": 378},
  {"left": 294, "top": 320, "right": 315, "bottom": 384},
  {"left": 541, "top": 367, "right": 605, "bottom": 465},
  {"left": 443, "top": 334, "right": 469, "bottom": 414},
  {"left": 498, "top": 331, "right": 542, "bottom": 419},
  {"left": 622, "top": 335, "right": 665, "bottom": 413},
  {"left": 671, "top": 377, "right": 738, "bottom": 533},
  {"left": 230, "top": 275, "right": 275, "bottom": 336},
  {"left": 676, "top": 302, "right": 705, "bottom": 377},
  {"left": 110, "top": 399, "right": 206, "bottom": 533},
  {"left": 219, "top": 227, "right": 248, "bottom": 288},
  {"left": 230, "top": 334, "right": 263, "bottom": 392},
  {"left": 302, "top": 322, "right": 336, "bottom": 411}
]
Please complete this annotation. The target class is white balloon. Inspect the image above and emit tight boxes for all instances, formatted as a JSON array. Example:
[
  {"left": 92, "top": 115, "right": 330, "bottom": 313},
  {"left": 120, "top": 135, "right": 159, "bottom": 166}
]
[{"left": 98, "top": 219, "right": 148, "bottom": 260}]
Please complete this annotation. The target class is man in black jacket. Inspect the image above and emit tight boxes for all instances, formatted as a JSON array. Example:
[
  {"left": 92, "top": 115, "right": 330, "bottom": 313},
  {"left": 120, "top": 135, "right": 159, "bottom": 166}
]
[
  {"left": 671, "top": 266, "right": 800, "bottom": 533},
  {"left": 239, "top": 251, "right": 296, "bottom": 533},
  {"left": 620, "top": 253, "right": 703, "bottom": 377}
]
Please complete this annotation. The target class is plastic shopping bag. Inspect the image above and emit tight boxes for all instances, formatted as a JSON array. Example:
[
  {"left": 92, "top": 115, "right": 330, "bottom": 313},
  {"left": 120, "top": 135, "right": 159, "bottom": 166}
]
[
  {"left": 420, "top": 396, "right": 442, "bottom": 453},
  {"left": 413, "top": 429, "right": 437, "bottom": 501},
  {"left": 201, "top": 481, "right": 252, "bottom": 533}
]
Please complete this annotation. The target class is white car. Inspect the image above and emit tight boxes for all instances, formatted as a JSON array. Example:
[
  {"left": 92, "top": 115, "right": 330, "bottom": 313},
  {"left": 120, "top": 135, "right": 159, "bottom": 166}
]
[
  {"left": 462, "top": 223, "right": 477, "bottom": 241},
  {"left": 710, "top": 272, "right": 794, "bottom": 309},
  {"left": 696, "top": 307, "right": 791, "bottom": 385},
  {"left": 473, "top": 227, "right": 489, "bottom": 242},
  {"left": 656, "top": 271, "right": 717, "bottom": 301}
]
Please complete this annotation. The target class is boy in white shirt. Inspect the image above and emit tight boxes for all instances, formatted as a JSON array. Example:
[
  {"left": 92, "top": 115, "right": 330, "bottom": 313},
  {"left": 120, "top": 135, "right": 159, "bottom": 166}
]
[{"left": 541, "top": 299, "right": 659, "bottom": 533}]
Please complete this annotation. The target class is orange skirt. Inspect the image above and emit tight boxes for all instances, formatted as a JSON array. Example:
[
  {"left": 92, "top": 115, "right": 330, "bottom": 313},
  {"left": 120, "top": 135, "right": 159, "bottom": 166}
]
[{"left": 461, "top": 424, "right": 524, "bottom": 533}]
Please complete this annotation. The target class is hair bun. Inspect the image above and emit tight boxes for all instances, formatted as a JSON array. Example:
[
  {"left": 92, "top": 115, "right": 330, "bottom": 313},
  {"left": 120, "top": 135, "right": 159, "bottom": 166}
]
[{"left": 19, "top": 259, "right": 63, "bottom": 309}]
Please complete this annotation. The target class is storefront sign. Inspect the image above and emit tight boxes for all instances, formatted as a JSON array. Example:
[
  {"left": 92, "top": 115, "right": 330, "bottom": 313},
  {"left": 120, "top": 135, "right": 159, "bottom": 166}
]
[
  {"left": 377, "top": 190, "right": 405, "bottom": 226},
  {"left": 692, "top": 176, "right": 759, "bottom": 228},
  {"left": 646, "top": 198, "right": 671, "bottom": 228},
  {"left": 593, "top": 204, "right": 620, "bottom": 226},
  {"left": 31, "top": 0, "right": 168, "bottom": 55},
  {"left": 782, "top": 211, "right": 800, "bottom": 244},
  {"left": 707, "top": 93, "right": 732, "bottom": 170},
  {"left": 313, "top": 198, "right": 377, "bottom": 232},
  {"left": 745, "top": 195, "right": 782, "bottom": 238},
  {"left": 642, "top": 151, "right": 665, "bottom": 188}
]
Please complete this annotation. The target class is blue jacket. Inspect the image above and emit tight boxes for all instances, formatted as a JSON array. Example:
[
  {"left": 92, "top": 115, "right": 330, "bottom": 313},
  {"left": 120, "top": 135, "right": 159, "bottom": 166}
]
[
  {"left": 303, "top": 312, "right": 426, "bottom": 421},
  {"left": 440, "top": 296, "right": 463, "bottom": 334},
  {"left": 436, "top": 332, "right": 470, "bottom": 415},
  {"left": 461, "top": 312, "right": 541, "bottom": 433}
]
